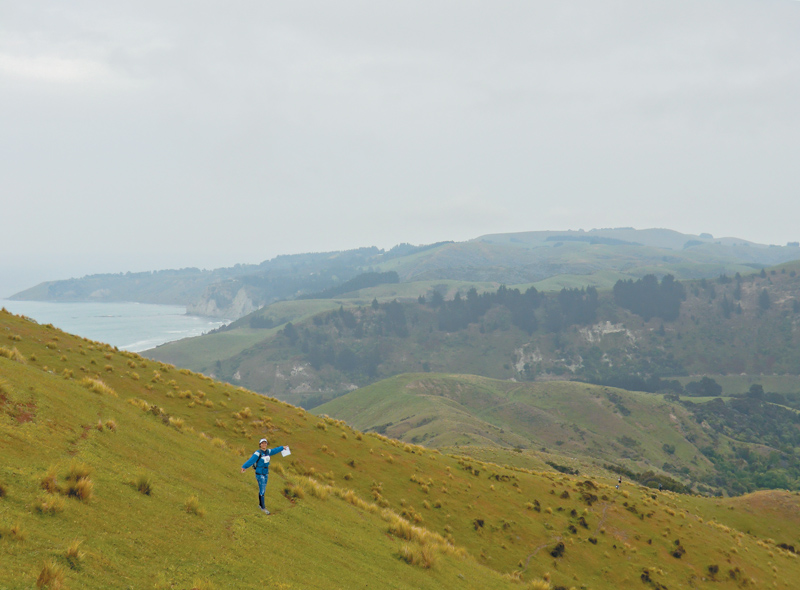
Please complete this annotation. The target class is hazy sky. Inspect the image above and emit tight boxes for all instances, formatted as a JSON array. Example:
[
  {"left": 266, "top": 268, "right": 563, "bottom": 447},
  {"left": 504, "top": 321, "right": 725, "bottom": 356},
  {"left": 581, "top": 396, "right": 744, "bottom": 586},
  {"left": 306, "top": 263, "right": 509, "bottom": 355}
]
[{"left": 2, "top": 0, "right": 799, "bottom": 296}]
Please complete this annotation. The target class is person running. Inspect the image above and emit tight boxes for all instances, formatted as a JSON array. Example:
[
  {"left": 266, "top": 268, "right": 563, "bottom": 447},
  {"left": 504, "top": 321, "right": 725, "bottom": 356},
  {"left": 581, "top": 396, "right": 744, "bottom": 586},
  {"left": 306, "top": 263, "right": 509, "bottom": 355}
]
[{"left": 240, "top": 438, "right": 288, "bottom": 514}]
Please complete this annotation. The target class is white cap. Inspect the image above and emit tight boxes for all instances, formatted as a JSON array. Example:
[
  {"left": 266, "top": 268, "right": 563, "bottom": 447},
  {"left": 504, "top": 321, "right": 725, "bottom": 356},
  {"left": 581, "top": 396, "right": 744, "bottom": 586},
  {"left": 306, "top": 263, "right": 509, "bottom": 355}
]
[{"left": 259, "top": 438, "right": 268, "bottom": 444}]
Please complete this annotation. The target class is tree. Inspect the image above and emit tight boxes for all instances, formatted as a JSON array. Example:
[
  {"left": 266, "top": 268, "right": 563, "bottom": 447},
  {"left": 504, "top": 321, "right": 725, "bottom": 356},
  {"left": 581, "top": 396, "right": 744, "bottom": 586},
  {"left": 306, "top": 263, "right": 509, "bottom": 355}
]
[{"left": 758, "top": 289, "right": 771, "bottom": 310}]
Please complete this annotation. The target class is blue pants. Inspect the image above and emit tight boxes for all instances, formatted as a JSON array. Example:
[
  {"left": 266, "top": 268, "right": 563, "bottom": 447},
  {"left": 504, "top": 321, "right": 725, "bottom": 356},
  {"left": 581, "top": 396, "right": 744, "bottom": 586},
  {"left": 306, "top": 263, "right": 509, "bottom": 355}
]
[{"left": 256, "top": 473, "right": 269, "bottom": 495}]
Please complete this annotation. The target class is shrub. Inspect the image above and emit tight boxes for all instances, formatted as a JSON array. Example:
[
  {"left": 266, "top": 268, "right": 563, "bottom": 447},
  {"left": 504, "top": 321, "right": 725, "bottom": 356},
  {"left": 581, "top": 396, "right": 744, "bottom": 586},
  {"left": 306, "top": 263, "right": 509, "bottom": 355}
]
[
  {"left": 136, "top": 473, "right": 154, "bottom": 496},
  {"left": 36, "top": 560, "right": 65, "bottom": 589},
  {"left": 185, "top": 495, "right": 205, "bottom": 516},
  {"left": 550, "top": 542, "right": 565, "bottom": 558},
  {"left": 65, "top": 539, "right": 85, "bottom": 569}
]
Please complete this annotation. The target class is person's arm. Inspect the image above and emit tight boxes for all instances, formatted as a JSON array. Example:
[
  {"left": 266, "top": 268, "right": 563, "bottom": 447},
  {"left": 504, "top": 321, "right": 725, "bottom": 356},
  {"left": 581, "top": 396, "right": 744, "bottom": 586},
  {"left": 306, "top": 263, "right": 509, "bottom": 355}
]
[
  {"left": 267, "top": 446, "right": 285, "bottom": 456},
  {"left": 240, "top": 452, "right": 259, "bottom": 473}
]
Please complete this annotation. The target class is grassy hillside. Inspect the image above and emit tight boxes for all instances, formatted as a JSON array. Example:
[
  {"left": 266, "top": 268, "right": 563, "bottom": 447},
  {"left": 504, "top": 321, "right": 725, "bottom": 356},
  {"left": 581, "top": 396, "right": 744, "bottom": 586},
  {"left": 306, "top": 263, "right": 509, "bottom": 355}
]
[
  {"left": 4, "top": 310, "right": 800, "bottom": 589},
  {"left": 315, "top": 373, "right": 800, "bottom": 496},
  {"left": 146, "top": 263, "right": 800, "bottom": 413}
]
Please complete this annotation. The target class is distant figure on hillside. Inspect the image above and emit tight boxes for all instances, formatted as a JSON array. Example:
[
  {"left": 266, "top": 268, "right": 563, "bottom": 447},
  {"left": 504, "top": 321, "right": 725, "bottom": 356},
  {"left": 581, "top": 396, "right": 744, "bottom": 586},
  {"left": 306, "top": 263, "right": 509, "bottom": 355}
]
[{"left": 240, "top": 438, "right": 289, "bottom": 514}]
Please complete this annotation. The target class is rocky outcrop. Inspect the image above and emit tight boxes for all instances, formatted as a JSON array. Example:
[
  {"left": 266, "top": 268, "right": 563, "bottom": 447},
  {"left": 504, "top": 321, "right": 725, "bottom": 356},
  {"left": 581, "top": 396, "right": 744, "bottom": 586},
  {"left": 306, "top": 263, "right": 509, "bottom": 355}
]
[{"left": 187, "top": 284, "right": 258, "bottom": 319}]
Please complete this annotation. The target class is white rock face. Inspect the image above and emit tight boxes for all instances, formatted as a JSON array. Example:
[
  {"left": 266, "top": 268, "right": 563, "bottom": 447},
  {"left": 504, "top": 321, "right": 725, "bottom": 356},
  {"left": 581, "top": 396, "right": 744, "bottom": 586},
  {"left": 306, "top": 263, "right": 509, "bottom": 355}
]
[{"left": 187, "top": 287, "right": 257, "bottom": 319}]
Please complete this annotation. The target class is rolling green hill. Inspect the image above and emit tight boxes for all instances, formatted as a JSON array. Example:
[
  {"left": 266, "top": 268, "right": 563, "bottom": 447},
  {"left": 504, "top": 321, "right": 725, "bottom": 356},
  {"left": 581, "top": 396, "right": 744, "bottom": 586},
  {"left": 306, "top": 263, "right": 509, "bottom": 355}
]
[
  {"left": 315, "top": 373, "right": 800, "bottom": 497},
  {"left": 146, "top": 263, "right": 800, "bottom": 413},
  {"left": 4, "top": 310, "right": 800, "bottom": 589}
]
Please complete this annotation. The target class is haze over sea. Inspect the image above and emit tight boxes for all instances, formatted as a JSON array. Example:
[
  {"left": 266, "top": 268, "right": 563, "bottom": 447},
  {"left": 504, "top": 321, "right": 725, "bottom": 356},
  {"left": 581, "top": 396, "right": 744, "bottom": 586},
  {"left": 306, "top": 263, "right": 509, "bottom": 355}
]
[{"left": 0, "top": 300, "right": 229, "bottom": 353}]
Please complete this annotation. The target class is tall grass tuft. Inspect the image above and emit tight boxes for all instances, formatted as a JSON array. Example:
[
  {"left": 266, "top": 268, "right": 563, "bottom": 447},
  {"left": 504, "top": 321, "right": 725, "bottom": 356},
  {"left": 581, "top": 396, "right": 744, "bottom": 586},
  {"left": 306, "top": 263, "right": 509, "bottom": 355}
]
[
  {"left": 34, "top": 494, "right": 66, "bottom": 515},
  {"left": 185, "top": 495, "right": 205, "bottom": 516},
  {"left": 36, "top": 560, "right": 65, "bottom": 589},
  {"left": 65, "top": 539, "right": 85, "bottom": 569},
  {"left": 65, "top": 478, "right": 94, "bottom": 502},
  {"left": 527, "top": 579, "right": 551, "bottom": 590},
  {"left": 41, "top": 467, "right": 60, "bottom": 494},
  {"left": 80, "top": 377, "right": 117, "bottom": 397},
  {"left": 398, "top": 543, "right": 437, "bottom": 568},
  {"left": 135, "top": 473, "right": 154, "bottom": 496},
  {"left": 66, "top": 460, "right": 92, "bottom": 482},
  {"left": 0, "top": 346, "right": 26, "bottom": 363},
  {"left": 9, "top": 523, "right": 26, "bottom": 541}
]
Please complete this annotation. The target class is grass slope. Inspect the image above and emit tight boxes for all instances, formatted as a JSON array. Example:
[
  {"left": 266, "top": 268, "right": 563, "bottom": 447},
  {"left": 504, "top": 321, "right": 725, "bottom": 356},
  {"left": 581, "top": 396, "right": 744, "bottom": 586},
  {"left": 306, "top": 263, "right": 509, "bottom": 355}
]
[
  {"left": 3, "top": 309, "right": 800, "bottom": 589},
  {"left": 316, "top": 374, "right": 718, "bottom": 480}
]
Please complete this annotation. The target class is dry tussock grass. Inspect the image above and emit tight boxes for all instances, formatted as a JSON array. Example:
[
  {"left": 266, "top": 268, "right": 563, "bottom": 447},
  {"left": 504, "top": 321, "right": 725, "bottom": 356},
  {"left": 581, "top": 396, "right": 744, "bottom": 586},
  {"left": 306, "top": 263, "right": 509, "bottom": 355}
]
[
  {"left": 36, "top": 560, "right": 65, "bottom": 589},
  {"left": 80, "top": 377, "right": 117, "bottom": 397}
]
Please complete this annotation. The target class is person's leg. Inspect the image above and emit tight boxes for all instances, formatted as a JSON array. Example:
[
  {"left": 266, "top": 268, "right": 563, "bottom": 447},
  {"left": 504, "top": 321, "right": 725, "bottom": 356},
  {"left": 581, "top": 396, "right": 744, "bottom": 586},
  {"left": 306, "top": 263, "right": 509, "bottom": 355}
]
[{"left": 257, "top": 474, "right": 269, "bottom": 513}]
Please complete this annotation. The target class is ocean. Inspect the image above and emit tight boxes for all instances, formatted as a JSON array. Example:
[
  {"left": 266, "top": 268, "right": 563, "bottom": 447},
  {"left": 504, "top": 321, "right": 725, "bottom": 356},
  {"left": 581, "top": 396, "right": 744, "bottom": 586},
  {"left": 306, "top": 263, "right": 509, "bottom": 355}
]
[{"left": 0, "top": 300, "right": 229, "bottom": 353}]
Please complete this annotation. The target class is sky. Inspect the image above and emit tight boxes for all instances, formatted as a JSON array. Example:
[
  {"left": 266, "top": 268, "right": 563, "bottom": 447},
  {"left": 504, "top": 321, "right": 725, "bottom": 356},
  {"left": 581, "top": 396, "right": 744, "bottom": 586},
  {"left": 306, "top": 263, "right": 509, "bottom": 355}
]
[{"left": 2, "top": 0, "right": 800, "bottom": 297}]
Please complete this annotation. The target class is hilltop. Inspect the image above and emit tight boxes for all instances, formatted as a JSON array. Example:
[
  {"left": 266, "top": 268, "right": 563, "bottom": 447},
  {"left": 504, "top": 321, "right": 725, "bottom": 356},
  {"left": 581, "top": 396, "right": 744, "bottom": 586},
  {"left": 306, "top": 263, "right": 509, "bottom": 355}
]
[
  {"left": 4, "top": 309, "right": 800, "bottom": 589},
  {"left": 12, "top": 228, "right": 800, "bottom": 320}
]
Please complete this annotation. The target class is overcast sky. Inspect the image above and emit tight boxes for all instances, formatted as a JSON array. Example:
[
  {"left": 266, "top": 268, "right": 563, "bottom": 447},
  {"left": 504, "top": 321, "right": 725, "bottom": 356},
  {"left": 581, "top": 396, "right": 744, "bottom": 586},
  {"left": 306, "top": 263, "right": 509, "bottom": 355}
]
[{"left": 2, "top": 0, "right": 799, "bottom": 296}]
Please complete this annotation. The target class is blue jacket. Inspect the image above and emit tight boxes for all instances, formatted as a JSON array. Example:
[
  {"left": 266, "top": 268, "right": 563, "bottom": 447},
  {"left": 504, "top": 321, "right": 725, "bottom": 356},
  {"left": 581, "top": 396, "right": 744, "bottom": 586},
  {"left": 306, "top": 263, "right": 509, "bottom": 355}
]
[{"left": 242, "top": 446, "right": 284, "bottom": 475}]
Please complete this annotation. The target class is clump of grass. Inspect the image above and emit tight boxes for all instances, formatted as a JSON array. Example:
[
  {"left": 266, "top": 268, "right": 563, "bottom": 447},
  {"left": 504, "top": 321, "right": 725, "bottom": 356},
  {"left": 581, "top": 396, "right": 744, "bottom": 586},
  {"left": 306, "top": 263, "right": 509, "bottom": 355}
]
[
  {"left": 271, "top": 463, "right": 285, "bottom": 475},
  {"left": 0, "top": 346, "right": 26, "bottom": 363},
  {"left": 105, "top": 419, "right": 117, "bottom": 431},
  {"left": 66, "top": 460, "right": 92, "bottom": 482},
  {"left": 34, "top": 495, "right": 65, "bottom": 515},
  {"left": 528, "top": 579, "right": 551, "bottom": 590},
  {"left": 232, "top": 407, "right": 251, "bottom": 420},
  {"left": 168, "top": 416, "right": 184, "bottom": 430},
  {"left": 80, "top": 377, "right": 117, "bottom": 397},
  {"left": 211, "top": 437, "right": 227, "bottom": 448},
  {"left": 185, "top": 495, "right": 205, "bottom": 516},
  {"left": 135, "top": 473, "right": 154, "bottom": 496},
  {"left": 398, "top": 543, "right": 437, "bottom": 568},
  {"left": 6, "top": 523, "right": 26, "bottom": 541},
  {"left": 190, "top": 578, "right": 215, "bottom": 590},
  {"left": 284, "top": 482, "right": 306, "bottom": 500},
  {"left": 65, "top": 539, "right": 85, "bottom": 569},
  {"left": 65, "top": 478, "right": 94, "bottom": 502},
  {"left": 36, "top": 560, "right": 65, "bottom": 589},
  {"left": 41, "top": 467, "right": 60, "bottom": 494}
]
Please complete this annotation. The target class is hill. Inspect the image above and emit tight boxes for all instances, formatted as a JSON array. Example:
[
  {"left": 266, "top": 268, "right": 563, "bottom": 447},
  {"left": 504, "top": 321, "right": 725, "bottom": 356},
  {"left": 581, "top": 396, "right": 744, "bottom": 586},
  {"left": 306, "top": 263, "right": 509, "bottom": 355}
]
[
  {"left": 316, "top": 373, "right": 800, "bottom": 496},
  {"left": 13, "top": 228, "right": 800, "bottom": 320},
  {"left": 4, "top": 310, "right": 800, "bottom": 589},
  {"left": 145, "top": 263, "right": 800, "bottom": 411}
]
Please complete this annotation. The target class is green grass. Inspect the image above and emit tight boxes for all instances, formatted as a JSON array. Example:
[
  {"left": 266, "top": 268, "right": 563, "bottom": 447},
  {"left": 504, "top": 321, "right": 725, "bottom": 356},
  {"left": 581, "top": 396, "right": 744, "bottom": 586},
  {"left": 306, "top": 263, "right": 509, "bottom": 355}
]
[{"left": 4, "top": 308, "right": 800, "bottom": 589}]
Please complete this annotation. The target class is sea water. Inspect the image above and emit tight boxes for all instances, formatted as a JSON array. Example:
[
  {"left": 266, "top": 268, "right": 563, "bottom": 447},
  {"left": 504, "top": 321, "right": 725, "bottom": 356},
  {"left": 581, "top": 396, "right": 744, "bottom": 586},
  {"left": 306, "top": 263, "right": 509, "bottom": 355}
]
[{"left": 0, "top": 300, "right": 229, "bottom": 353}]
